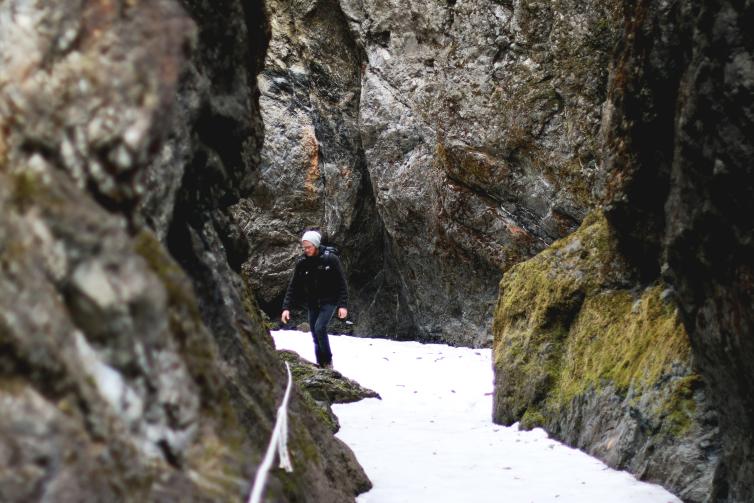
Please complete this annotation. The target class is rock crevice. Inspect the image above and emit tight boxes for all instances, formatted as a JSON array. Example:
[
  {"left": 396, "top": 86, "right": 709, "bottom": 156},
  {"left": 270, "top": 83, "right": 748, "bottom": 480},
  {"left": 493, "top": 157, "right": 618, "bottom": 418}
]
[{"left": 252, "top": 0, "right": 622, "bottom": 346}]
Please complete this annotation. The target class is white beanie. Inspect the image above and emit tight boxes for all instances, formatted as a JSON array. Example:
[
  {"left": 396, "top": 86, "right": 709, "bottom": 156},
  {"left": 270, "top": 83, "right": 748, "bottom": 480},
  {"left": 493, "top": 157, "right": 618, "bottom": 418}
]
[{"left": 301, "top": 230, "right": 321, "bottom": 248}]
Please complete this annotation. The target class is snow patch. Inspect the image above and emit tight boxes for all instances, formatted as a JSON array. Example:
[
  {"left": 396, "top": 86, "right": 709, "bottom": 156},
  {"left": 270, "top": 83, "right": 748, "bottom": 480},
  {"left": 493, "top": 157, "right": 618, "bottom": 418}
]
[{"left": 273, "top": 330, "right": 682, "bottom": 503}]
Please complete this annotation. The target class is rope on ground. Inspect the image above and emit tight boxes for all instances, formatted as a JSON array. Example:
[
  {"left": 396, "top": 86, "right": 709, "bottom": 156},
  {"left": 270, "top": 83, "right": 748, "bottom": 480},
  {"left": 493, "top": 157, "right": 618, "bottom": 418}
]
[{"left": 247, "top": 361, "right": 295, "bottom": 503}]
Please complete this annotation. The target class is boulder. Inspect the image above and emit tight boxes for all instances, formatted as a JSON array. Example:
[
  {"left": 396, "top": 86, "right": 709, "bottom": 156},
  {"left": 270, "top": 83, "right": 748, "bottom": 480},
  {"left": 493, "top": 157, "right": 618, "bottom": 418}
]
[
  {"left": 278, "top": 348, "right": 381, "bottom": 433},
  {"left": 279, "top": 349, "right": 381, "bottom": 404},
  {"left": 492, "top": 213, "right": 720, "bottom": 502}
]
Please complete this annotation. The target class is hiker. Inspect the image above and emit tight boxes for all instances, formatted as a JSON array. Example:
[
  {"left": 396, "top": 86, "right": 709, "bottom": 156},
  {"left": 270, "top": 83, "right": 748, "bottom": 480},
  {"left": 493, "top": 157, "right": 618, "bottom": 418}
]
[{"left": 281, "top": 230, "right": 348, "bottom": 369}]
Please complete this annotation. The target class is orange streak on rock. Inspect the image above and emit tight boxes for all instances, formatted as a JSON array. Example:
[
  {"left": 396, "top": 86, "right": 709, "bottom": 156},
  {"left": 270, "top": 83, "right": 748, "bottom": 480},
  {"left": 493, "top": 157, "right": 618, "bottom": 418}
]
[
  {"left": 303, "top": 127, "right": 320, "bottom": 196},
  {"left": 0, "top": 127, "right": 6, "bottom": 168}
]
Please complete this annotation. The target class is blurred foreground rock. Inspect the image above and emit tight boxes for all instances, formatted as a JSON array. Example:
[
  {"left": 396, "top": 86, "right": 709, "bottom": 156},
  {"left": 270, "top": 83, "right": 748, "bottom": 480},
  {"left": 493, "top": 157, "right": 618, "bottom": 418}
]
[{"left": 0, "top": 1, "right": 369, "bottom": 501}]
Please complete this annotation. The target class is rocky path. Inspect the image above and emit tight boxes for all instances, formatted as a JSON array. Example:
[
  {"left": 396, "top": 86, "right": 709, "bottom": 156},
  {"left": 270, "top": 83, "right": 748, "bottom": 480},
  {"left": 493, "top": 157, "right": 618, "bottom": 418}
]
[{"left": 272, "top": 330, "right": 680, "bottom": 503}]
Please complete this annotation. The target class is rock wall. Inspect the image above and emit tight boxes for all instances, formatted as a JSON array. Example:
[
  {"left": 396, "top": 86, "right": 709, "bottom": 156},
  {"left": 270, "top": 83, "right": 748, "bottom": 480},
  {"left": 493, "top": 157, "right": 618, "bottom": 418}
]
[
  {"left": 0, "top": 1, "right": 369, "bottom": 501},
  {"left": 493, "top": 0, "right": 754, "bottom": 500},
  {"left": 492, "top": 213, "right": 720, "bottom": 501},
  {"left": 248, "top": 0, "right": 622, "bottom": 346},
  {"left": 600, "top": 0, "right": 754, "bottom": 500},
  {"left": 238, "top": 0, "right": 404, "bottom": 338}
]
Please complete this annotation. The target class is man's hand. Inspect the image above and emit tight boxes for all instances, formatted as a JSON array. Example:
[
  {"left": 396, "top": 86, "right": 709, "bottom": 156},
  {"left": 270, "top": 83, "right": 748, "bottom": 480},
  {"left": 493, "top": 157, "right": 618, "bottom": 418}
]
[
  {"left": 281, "top": 310, "right": 290, "bottom": 324},
  {"left": 337, "top": 307, "right": 348, "bottom": 320}
]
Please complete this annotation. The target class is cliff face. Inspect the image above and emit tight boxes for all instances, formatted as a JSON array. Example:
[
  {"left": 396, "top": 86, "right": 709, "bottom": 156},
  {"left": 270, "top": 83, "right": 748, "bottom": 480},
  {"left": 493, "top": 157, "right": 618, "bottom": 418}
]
[
  {"left": 251, "top": 0, "right": 621, "bottom": 345},
  {"left": 493, "top": 0, "right": 754, "bottom": 500},
  {"left": 492, "top": 213, "right": 720, "bottom": 501},
  {"left": 239, "top": 0, "right": 402, "bottom": 338},
  {"left": 601, "top": 0, "right": 754, "bottom": 500},
  {"left": 0, "top": 1, "right": 369, "bottom": 501}
]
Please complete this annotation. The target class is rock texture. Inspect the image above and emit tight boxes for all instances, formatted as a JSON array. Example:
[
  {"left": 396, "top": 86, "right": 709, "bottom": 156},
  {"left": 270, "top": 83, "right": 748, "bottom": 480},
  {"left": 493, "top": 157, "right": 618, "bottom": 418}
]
[
  {"left": 238, "top": 0, "right": 399, "bottom": 338},
  {"left": 247, "top": 0, "right": 622, "bottom": 346},
  {"left": 600, "top": 0, "right": 754, "bottom": 500},
  {"left": 492, "top": 213, "right": 720, "bottom": 501},
  {"left": 279, "top": 348, "right": 380, "bottom": 433},
  {"left": 280, "top": 349, "right": 380, "bottom": 405},
  {"left": 0, "top": 1, "right": 370, "bottom": 501},
  {"left": 493, "top": 0, "right": 754, "bottom": 500},
  {"left": 253, "top": 0, "right": 754, "bottom": 499}
]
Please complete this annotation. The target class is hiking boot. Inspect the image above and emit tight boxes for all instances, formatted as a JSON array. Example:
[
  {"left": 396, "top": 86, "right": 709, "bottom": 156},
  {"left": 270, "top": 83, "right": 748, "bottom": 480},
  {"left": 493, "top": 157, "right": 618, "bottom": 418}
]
[{"left": 323, "top": 362, "right": 334, "bottom": 370}]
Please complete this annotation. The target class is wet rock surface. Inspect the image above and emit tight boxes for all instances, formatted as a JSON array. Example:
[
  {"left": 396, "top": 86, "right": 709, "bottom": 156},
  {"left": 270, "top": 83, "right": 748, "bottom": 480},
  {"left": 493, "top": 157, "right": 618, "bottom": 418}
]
[{"left": 0, "top": 1, "right": 369, "bottom": 501}]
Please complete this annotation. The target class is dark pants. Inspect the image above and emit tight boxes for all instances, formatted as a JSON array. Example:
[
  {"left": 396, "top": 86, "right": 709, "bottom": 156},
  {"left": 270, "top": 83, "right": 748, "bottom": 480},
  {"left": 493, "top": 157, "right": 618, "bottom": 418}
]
[{"left": 308, "top": 303, "right": 336, "bottom": 366}]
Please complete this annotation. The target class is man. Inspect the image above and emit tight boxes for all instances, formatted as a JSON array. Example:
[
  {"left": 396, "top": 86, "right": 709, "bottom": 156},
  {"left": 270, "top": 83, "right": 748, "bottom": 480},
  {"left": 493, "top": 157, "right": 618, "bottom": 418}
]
[{"left": 281, "top": 230, "right": 348, "bottom": 369}]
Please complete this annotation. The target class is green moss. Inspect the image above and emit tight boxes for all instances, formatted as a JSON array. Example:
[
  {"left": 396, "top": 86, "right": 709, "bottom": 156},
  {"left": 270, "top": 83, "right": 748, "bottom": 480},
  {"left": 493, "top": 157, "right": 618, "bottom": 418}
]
[
  {"left": 280, "top": 349, "right": 378, "bottom": 406},
  {"left": 297, "top": 384, "right": 339, "bottom": 432},
  {"left": 520, "top": 409, "right": 546, "bottom": 430},
  {"left": 133, "top": 230, "right": 203, "bottom": 316},
  {"left": 0, "top": 378, "right": 27, "bottom": 395},
  {"left": 493, "top": 211, "right": 701, "bottom": 439},
  {"left": 494, "top": 212, "right": 617, "bottom": 336},
  {"left": 0, "top": 233, "right": 27, "bottom": 269},
  {"left": 656, "top": 374, "right": 702, "bottom": 437},
  {"left": 133, "top": 230, "right": 233, "bottom": 415},
  {"left": 240, "top": 270, "right": 270, "bottom": 336},
  {"left": 0, "top": 128, "right": 7, "bottom": 168},
  {"left": 10, "top": 170, "right": 46, "bottom": 211},
  {"left": 555, "top": 286, "right": 690, "bottom": 403},
  {"left": 184, "top": 422, "right": 250, "bottom": 500},
  {"left": 287, "top": 419, "right": 323, "bottom": 466},
  {"left": 436, "top": 143, "right": 499, "bottom": 190},
  {"left": 133, "top": 230, "right": 258, "bottom": 499}
]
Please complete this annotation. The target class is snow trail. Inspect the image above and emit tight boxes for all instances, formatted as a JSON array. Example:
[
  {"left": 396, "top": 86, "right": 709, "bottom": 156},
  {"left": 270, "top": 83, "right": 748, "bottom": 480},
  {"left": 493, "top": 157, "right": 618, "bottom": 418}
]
[{"left": 272, "top": 330, "right": 681, "bottom": 503}]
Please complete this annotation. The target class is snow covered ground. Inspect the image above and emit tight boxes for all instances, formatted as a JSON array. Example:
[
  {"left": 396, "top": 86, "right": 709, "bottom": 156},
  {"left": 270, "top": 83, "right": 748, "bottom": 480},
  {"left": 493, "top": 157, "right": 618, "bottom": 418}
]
[{"left": 272, "top": 330, "right": 681, "bottom": 503}]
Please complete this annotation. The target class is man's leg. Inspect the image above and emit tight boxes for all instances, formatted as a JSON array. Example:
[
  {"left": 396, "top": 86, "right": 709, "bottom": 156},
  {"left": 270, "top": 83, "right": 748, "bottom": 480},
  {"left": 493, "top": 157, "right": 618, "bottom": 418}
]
[
  {"left": 313, "top": 304, "right": 336, "bottom": 367},
  {"left": 308, "top": 308, "right": 322, "bottom": 365}
]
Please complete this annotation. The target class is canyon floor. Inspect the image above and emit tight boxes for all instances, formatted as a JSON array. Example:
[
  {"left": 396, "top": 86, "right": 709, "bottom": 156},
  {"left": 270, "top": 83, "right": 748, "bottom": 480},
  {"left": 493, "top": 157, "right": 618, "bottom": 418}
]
[{"left": 272, "top": 330, "right": 681, "bottom": 503}]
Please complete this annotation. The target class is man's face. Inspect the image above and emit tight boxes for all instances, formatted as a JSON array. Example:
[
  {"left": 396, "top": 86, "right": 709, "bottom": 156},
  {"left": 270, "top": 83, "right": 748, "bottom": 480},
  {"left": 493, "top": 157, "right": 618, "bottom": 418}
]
[{"left": 302, "top": 240, "right": 318, "bottom": 257}]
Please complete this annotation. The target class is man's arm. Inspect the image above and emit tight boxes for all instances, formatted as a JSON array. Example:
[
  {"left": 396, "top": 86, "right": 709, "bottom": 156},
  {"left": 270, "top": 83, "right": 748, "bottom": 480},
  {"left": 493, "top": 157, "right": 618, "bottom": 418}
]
[{"left": 281, "top": 260, "right": 301, "bottom": 322}]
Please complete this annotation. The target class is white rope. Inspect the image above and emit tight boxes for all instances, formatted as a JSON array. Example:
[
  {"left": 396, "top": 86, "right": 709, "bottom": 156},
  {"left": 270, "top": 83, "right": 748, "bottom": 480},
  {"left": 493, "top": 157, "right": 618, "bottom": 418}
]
[{"left": 247, "top": 361, "right": 295, "bottom": 503}]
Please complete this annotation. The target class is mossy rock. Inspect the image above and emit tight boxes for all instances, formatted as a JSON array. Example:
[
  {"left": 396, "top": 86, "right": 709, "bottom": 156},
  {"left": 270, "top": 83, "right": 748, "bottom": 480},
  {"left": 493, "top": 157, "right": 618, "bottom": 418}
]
[
  {"left": 493, "top": 211, "right": 703, "bottom": 440},
  {"left": 556, "top": 286, "right": 690, "bottom": 402},
  {"left": 493, "top": 212, "right": 627, "bottom": 423},
  {"left": 278, "top": 350, "right": 380, "bottom": 404},
  {"left": 520, "top": 409, "right": 546, "bottom": 430}
]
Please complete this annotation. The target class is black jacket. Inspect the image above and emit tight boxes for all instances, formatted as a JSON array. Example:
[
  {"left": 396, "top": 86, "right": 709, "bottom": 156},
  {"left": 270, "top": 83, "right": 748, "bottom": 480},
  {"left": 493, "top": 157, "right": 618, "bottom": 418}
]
[{"left": 282, "top": 247, "right": 348, "bottom": 310}]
